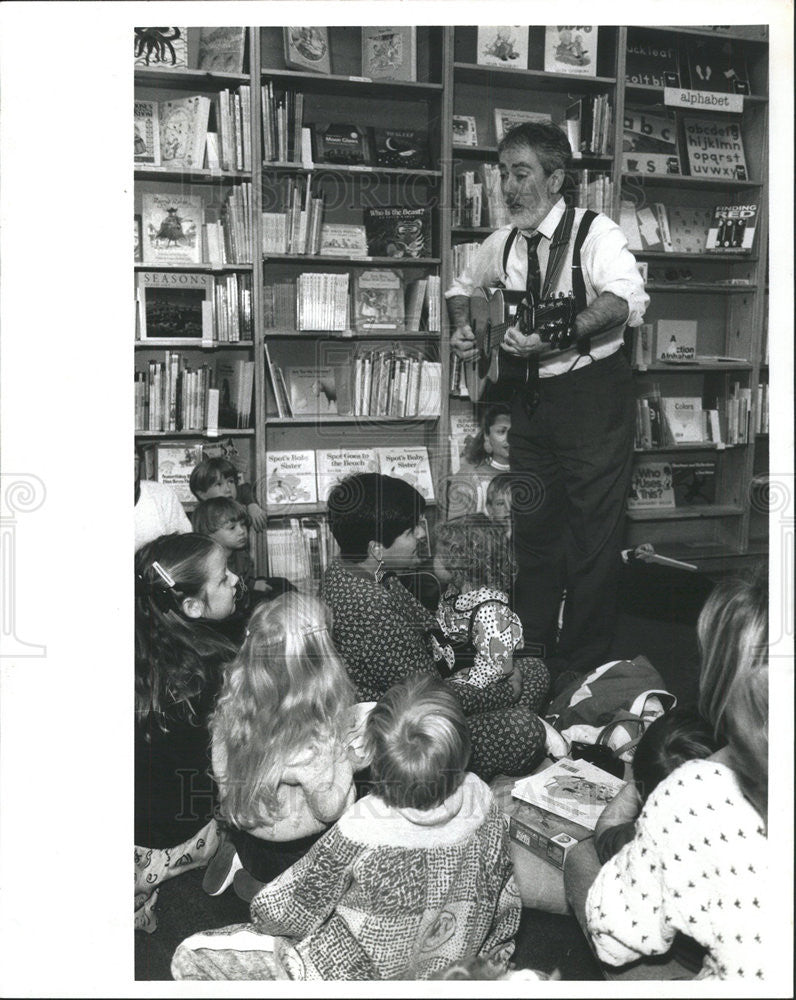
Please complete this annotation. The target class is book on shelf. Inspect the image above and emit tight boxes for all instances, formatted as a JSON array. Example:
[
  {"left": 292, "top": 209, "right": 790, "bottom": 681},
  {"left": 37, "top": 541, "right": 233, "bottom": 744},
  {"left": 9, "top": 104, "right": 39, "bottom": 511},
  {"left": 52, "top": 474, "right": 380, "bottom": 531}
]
[
  {"left": 452, "top": 115, "right": 477, "bottom": 147},
  {"left": 196, "top": 26, "right": 246, "bottom": 73},
  {"left": 634, "top": 384, "right": 669, "bottom": 449},
  {"left": 216, "top": 359, "right": 255, "bottom": 428},
  {"left": 312, "top": 122, "right": 370, "bottom": 165},
  {"left": 574, "top": 171, "right": 613, "bottom": 214},
  {"left": 682, "top": 117, "right": 747, "bottom": 181},
  {"left": 136, "top": 271, "right": 214, "bottom": 341},
  {"left": 261, "top": 83, "right": 307, "bottom": 164},
  {"left": 661, "top": 396, "right": 705, "bottom": 444},
  {"left": 262, "top": 175, "right": 324, "bottom": 255},
  {"left": 134, "top": 100, "right": 161, "bottom": 166},
  {"left": 619, "top": 201, "right": 664, "bottom": 253},
  {"left": 212, "top": 85, "right": 252, "bottom": 171},
  {"left": 652, "top": 203, "right": 673, "bottom": 253},
  {"left": 754, "top": 382, "right": 769, "bottom": 435},
  {"left": 657, "top": 319, "right": 697, "bottom": 362},
  {"left": 480, "top": 165, "right": 510, "bottom": 228},
  {"left": 625, "top": 28, "right": 681, "bottom": 87},
  {"left": 685, "top": 35, "right": 750, "bottom": 94},
  {"left": 142, "top": 193, "right": 204, "bottom": 265},
  {"left": 543, "top": 26, "right": 598, "bottom": 76},
  {"left": 266, "top": 517, "right": 339, "bottom": 585},
  {"left": 725, "top": 382, "right": 753, "bottom": 444},
  {"left": 263, "top": 279, "right": 297, "bottom": 330},
  {"left": 622, "top": 108, "right": 681, "bottom": 176},
  {"left": 452, "top": 242, "right": 484, "bottom": 277},
  {"left": 265, "top": 450, "right": 318, "bottom": 508},
  {"left": 203, "top": 436, "right": 251, "bottom": 482},
  {"left": 158, "top": 94, "right": 211, "bottom": 170},
  {"left": 353, "top": 269, "right": 404, "bottom": 332},
  {"left": 135, "top": 356, "right": 227, "bottom": 434},
  {"left": 263, "top": 343, "right": 289, "bottom": 418},
  {"left": 376, "top": 446, "right": 435, "bottom": 501},
  {"left": 493, "top": 108, "right": 551, "bottom": 144},
  {"left": 628, "top": 461, "right": 676, "bottom": 511},
  {"left": 404, "top": 278, "right": 428, "bottom": 331},
  {"left": 512, "top": 757, "right": 625, "bottom": 831},
  {"left": 316, "top": 448, "right": 381, "bottom": 502},
  {"left": 370, "top": 127, "right": 429, "bottom": 169},
  {"left": 134, "top": 215, "right": 143, "bottom": 262},
  {"left": 632, "top": 323, "right": 655, "bottom": 369},
  {"left": 363, "top": 206, "right": 431, "bottom": 258},
  {"left": 134, "top": 27, "right": 187, "bottom": 68},
  {"left": 283, "top": 27, "right": 331, "bottom": 74},
  {"left": 318, "top": 223, "right": 368, "bottom": 258},
  {"left": 454, "top": 171, "right": 483, "bottom": 229},
  {"left": 705, "top": 203, "right": 758, "bottom": 253},
  {"left": 282, "top": 366, "right": 338, "bottom": 415},
  {"left": 147, "top": 443, "right": 203, "bottom": 504},
  {"left": 425, "top": 275, "right": 441, "bottom": 333},
  {"left": 564, "top": 95, "right": 612, "bottom": 157},
  {"left": 449, "top": 411, "right": 479, "bottom": 473},
  {"left": 476, "top": 26, "right": 528, "bottom": 69},
  {"left": 361, "top": 26, "right": 417, "bottom": 81},
  {"left": 297, "top": 273, "right": 350, "bottom": 331},
  {"left": 668, "top": 205, "right": 713, "bottom": 255},
  {"left": 672, "top": 459, "right": 717, "bottom": 506}
]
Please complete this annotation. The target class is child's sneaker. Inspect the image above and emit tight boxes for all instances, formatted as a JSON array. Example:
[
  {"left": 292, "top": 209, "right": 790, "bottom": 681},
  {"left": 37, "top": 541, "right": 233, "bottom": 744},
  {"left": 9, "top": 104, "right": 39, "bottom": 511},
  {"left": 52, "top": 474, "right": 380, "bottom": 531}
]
[
  {"left": 232, "top": 868, "right": 266, "bottom": 904},
  {"left": 202, "top": 837, "right": 243, "bottom": 896}
]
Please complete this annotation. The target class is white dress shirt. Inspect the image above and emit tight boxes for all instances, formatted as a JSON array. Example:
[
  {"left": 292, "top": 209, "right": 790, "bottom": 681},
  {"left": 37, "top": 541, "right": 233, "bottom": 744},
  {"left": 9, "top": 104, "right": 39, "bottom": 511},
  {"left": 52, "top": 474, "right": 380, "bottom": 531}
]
[{"left": 446, "top": 199, "right": 649, "bottom": 376}]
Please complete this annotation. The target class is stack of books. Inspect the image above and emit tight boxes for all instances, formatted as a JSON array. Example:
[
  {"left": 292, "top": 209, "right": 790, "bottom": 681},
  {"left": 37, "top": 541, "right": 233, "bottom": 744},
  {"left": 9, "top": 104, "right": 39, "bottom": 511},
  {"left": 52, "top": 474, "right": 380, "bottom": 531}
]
[
  {"left": 261, "top": 176, "right": 324, "bottom": 255},
  {"left": 351, "top": 351, "right": 441, "bottom": 418},
  {"left": 297, "top": 273, "right": 350, "bottom": 331},
  {"left": 134, "top": 356, "right": 254, "bottom": 432}
]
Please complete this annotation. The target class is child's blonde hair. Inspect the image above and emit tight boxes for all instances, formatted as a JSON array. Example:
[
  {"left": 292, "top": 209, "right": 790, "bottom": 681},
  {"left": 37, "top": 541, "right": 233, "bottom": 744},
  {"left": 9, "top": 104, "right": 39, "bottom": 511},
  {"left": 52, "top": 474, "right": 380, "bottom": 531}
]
[
  {"left": 365, "top": 674, "right": 470, "bottom": 810},
  {"left": 211, "top": 592, "right": 356, "bottom": 829},
  {"left": 435, "top": 513, "right": 516, "bottom": 593}
]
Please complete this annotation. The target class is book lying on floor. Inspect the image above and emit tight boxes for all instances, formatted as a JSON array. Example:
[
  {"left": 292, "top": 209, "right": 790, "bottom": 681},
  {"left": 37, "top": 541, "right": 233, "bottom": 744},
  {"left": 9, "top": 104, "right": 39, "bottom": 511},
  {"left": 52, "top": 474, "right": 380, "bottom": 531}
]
[{"left": 512, "top": 757, "right": 626, "bottom": 830}]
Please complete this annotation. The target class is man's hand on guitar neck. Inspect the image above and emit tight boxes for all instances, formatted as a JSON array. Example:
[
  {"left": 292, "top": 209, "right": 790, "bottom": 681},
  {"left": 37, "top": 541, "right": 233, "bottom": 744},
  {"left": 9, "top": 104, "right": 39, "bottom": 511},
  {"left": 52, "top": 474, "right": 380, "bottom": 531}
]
[{"left": 501, "top": 326, "right": 545, "bottom": 358}]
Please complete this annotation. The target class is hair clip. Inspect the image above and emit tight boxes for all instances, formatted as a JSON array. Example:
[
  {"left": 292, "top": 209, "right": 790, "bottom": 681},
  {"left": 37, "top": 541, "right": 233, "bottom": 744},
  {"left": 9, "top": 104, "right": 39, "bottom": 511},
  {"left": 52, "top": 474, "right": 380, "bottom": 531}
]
[{"left": 152, "top": 561, "right": 175, "bottom": 588}]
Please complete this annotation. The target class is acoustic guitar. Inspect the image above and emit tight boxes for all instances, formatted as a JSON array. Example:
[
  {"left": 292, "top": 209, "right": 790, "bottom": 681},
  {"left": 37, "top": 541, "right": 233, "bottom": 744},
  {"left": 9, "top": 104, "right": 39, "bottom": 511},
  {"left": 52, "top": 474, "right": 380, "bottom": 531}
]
[{"left": 464, "top": 287, "right": 578, "bottom": 402}]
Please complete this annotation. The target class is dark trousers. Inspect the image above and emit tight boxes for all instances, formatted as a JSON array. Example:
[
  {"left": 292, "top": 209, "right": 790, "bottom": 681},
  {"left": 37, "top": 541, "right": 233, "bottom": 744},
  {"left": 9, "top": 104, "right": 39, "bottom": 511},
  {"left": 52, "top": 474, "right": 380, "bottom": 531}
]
[{"left": 509, "top": 349, "right": 635, "bottom": 676}]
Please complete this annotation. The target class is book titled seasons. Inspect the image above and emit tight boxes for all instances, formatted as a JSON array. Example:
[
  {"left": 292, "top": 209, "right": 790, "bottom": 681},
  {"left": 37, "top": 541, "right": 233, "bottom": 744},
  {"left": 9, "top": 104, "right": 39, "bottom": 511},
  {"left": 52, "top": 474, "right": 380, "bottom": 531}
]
[{"left": 364, "top": 207, "right": 432, "bottom": 258}]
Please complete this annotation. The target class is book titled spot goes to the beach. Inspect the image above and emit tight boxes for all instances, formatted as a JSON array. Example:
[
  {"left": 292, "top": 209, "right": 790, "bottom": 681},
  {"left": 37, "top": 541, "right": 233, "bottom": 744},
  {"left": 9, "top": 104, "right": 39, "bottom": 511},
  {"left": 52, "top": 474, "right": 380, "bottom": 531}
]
[{"left": 512, "top": 757, "right": 625, "bottom": 830}]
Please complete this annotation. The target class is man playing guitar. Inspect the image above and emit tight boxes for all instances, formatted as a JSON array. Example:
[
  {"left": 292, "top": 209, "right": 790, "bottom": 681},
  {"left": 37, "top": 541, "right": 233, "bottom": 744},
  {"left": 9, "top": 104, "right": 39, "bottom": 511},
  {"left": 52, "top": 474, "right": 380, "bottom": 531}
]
[{"left": 446, "top": 121, "right": 649, "bottom": 682}]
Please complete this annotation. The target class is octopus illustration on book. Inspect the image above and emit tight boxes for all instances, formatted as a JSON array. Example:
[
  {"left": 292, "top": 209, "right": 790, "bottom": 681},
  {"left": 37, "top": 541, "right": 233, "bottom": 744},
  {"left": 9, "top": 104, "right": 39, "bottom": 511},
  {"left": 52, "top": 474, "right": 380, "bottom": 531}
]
[{"left": 134, "top": 27, "right": 182, "bottom": 67}]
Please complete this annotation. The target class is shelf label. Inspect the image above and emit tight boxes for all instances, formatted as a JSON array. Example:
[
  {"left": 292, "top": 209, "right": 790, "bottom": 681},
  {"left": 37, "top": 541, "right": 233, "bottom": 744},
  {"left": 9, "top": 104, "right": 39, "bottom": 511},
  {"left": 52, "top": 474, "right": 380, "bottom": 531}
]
[
  {"left": 664, "top": 88, "right": 744, "bottom": 113},
  {"left": 348, "top": 75, "right": 372, "bottom": 83}
]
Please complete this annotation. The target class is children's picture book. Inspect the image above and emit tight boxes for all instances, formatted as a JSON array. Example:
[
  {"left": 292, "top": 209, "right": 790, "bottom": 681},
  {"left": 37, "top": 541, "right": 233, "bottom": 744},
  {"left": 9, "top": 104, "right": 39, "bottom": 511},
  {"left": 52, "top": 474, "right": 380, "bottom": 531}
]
[
  {"left": 134, "top": 100, "right": 161, "bottom": 165},
  {"left": 705, "top": 203, "right": 758, "bottom": 253},
  {"left": 136, "top": 271, "right": 213, "bottom": 340},
  {"left": 370, "top": 128, "right": 429, "bottom": 169},
  {"left": 134, "top": 215, "right": 143, "bottom": 262},
  {"left": 668, "top": 205, "right": 713, "bottom": 255},
  {"left": 682, "top": 117, "right": 747, "bottom": 180},
  {"left": 216, "top": 359, "right": 255, "bottom": 428},
  {"left": 672, "top": 459, "right": 717, "bottom": 506},
  {"left": 493, "top": 108, "right": 551, "bottom": 143},
  {"left": 134, "top": 27, "right": 187, "bottom": 68},
  {"left": 452, "top": 115, "right": 478, "bottom": 147},
  {"left": 625, "top": 28, "right": 681, "bottom": 87},
  {"left": 312, "top": 122, "right": 370, "bottom": 165},
  {"left": 353, "top": 269, "right": 405, "bottom": 331},
  {"left": 154, "top": 443, "right": 203, "bottom": 504},
  {"left": 657, "top": 319, "right": 698, "bottom": 362},
  {"left": 283, "top": 27, "right": 331, "bottom": 74},
  {"left": 265, "top": 450, "right": 318, "bottom": 507},
  {"left": 544, "top": 26, "right": 598, "bottom": 76},
  {"left": 476, "top": 26, "right": 528, "bottom": 69},
  {"left": 318, "top": 223, "right": 368, "bottom": 257},
  {"left": 685, "top": 36, "right": 750, "bottom": 94},
  {"left": 142, "top": 192, "right": 204, "bottom": 265},
  {"left": 376, "top": 446, "right": 435, "bottom": 501},
  {"left": 449, "top": 411, "right": 479, "bottom": 473},
  {"left": 622, "top": 108, "right": 681, "bottom": 176},
  {"left": 512, "top": 757, "right": 625, "bottom": 830},
  {"left": 196, "top": 27, "right": 246, "bottom": 73},
  {"left": 364, "top": 207, "right": 431, "bottom": 259},
  {"left": 361, "top": 26, "right": 416, "bottom": 81},
  {"left": 661, "top": 397, "right": 705, "bottom": 444},
  {"left": 316, "top": 448, "right": 380, "bottom": 502},
  {"left": 627, "top": 461, "right": 675, "bottom": 510},
  {"left": 158, "top": 94, "right": 211, "bottom": 170},
  {"left": 282, "top": 366, "right": 338, "bottom": 415},
  {"left": 203, "top": 436, "right": 250, "bottom": 482}
]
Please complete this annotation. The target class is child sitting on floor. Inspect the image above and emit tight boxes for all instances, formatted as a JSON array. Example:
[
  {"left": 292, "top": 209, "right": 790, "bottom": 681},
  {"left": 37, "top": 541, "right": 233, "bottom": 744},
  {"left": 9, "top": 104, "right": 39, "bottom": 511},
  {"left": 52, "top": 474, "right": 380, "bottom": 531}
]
[
  {"left": 190, "top": 456, "right": 267, "bottom": 531},
  {"left": 172, "top": 675, "right": 522, "bottom": 981},
  {"left": 485, "top": 473, "right": 513, "bottom": 537},
  {"left": 192, "top": 497, "right": 254, "bottom": 591}
]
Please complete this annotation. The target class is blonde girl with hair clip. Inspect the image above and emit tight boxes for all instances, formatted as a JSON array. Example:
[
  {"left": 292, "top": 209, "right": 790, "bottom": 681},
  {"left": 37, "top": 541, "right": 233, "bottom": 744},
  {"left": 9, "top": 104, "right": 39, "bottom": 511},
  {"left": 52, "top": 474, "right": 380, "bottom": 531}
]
[{"left": 203, "top": 591, "right": 373, "bottom": 902}]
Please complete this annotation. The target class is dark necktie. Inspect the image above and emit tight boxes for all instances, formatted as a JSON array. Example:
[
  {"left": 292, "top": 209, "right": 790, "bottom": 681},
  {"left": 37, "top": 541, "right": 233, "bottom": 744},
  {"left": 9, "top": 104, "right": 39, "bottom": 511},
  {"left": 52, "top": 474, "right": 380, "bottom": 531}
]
[{"left": 525, "top": 232, "right": 543, "bottom": 302}]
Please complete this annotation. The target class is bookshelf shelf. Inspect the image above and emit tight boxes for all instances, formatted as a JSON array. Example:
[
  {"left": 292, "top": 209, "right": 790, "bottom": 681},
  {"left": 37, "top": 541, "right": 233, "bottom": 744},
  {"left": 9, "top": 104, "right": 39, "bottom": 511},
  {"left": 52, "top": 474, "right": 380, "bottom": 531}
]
[
  {"left": 264, "top": 329, "right": 437, "bottom": 340},
  {"left": 623, "top": 82, "right": 768, "bottom": 105},
  {"left": 453, "top": 62, "right": 616, "bottom": 93},
  {"left": 135, "top": 67, "right": 250, "bottom": 89},
  {"left": 635, "top": 251, "right": 759, "bottom": 264},
  {"left": 657, "top": 26, "right": 768, "bottom": 43},
  {"left": 135, "top": 429, "right": 255, "bottom": 439},
  {"left": 633, "top": 443, "right": 744, "bottom": 453},
  {"left": 134, "top": 263, "right": 253, "bottom": 273},
  {"left": 260, "top": 68, "right": 443, "bottom": 98},
  {"left": 633, "top": 362, "right": 753, "bottom": 372},
  {"left": 627, "top": 504, "right": 744, "bottom": 522},
  {"left": 266, "top": 415, "right": 439, "bottom": 427},
  {"left": 621, "top": 172, "right": 763, "bottom": 191},
  {"left": 135, "top": 339, "right": 253, "bottom": 350},
  {"left": 134, "top": 167, "right": 250, "bottom": 183},
  {"left": 262, "top": 162, "right": 442, "bottom": 179},
  {"left": 263, "top": 254, "right": 442, "bottom": 267}
]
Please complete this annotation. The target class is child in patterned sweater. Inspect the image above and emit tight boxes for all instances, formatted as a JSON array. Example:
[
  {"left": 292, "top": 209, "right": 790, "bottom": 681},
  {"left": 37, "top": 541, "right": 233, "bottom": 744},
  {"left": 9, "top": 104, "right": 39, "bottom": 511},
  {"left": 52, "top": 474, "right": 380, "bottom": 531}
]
[{"left": 171, "top": 675, "right": 522, "bottom": 981}]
